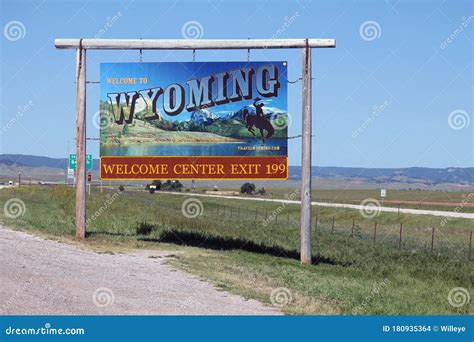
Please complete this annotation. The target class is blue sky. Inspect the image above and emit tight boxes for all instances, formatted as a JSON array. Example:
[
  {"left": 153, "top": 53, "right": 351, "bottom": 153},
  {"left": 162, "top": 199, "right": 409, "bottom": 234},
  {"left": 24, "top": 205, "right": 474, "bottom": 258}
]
[{"left": 0, "top": 0, "right": 472, "bottom": 167}]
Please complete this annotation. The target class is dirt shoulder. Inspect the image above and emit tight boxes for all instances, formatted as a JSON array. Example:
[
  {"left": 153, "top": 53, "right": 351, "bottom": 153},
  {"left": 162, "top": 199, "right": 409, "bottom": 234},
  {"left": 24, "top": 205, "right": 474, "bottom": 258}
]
[{"left": 0, "top": 227, "right": 280, "bottom": 315}]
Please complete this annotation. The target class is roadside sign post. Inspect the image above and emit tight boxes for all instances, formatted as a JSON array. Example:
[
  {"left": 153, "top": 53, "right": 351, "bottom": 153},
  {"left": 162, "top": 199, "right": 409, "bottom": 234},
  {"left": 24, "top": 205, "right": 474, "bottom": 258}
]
[
  {"left": 67, "top": 168, "right": 74, "bottom": 185},
  {"left": 69, "top": 154, "right": 92, "bottom": 190},
  {"left": 87, "top": 172, "right": 92, "bottom": 196},
  {"left": 69, "top": 154, "right": 92, "bottom": 171},
  {"left": 380, "top": 188, "right": 386, "bottom": 205},
  {"left": 75, "top": 45, "right": 86, "bottom": 240},
  {"left": 69, "top": 154, "right": 75, "bottom": 169},
  {"left": 300, "top": 42, "right": 312, "bottom": 264},
  {"left": 55, "top": 38, "right": 335, "bottom": 263}
]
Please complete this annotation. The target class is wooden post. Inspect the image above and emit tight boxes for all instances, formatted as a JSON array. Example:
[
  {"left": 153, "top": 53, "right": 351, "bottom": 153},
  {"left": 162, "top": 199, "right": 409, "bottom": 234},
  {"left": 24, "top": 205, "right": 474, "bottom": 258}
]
[
  {"left": 397, "top": 203, "right": 400, "bottom": 215},
  {"left": 431, "top": 227, "right": 435, "bottom": 253},
  {"left": 314, "top": 214, "right": 318, "bottom": 232},
  {"left": 469, "top": 231, "right": 472, "bottom": 260},
  {"left": 287, "top": 212, "right": 290, "bottom": 225},
  {"left": 373, "top": 221, "right": 377, "bottom": 245},
  {"left": 331, "top": 216, "right": 335, "bottom": 233},
  {"left": 300, "top": 40, "right": 312, "bottom": 265},
  {"left": 255, "top": 208, "right": 258, "bottom": 220},
  {"left": 351, "top": 218, "right": 355, "bottom": 238},
  {"left": 398, "top": 223, "right": 403, "bottom": 249},
  {"left": 18, "top": 172, "right": 21, "bottom": 188},
  {"left": 75, "top": 45, "right": 86, "bottom": 239},
  {"left": 55, "top": 38, "right": 336, "bottom": 50}
]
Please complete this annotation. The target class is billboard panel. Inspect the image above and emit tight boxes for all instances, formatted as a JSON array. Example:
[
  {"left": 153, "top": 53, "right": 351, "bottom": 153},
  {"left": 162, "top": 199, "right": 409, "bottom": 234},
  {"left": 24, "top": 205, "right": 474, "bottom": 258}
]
[{"left": 99, "top": 62, "right": 288, "bottom": 180}]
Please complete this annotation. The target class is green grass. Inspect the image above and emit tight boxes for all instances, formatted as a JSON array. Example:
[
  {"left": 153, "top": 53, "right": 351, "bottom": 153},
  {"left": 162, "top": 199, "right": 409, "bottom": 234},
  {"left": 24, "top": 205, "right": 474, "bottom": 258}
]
[
  {"left": 0, "top": 185, "right": 472, "bottom": 315},
  {"left": 260, "top": 188, "right": 474, "bottom": 213}
]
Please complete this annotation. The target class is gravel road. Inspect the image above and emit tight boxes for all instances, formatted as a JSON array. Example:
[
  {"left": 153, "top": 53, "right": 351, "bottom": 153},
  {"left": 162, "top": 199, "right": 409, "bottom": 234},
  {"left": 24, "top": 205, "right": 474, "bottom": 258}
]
[{"left": 0, "top": 227, "right": 280, "bottom": 315}]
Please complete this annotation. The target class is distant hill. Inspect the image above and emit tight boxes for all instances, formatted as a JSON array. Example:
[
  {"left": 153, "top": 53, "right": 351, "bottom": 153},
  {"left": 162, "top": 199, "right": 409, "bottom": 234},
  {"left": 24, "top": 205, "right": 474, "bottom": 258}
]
[
  {"left": 0, "top": 154, "right": 100, "bottom": 171},
  {"left": 0, "top": 154, "right": 472, "bottom": 188},
  {"left": 289, "top": 166, "right": 474, "bottom": 185},
  {"left": 0, "top": 159, "right": 25, "bottom": 167}
]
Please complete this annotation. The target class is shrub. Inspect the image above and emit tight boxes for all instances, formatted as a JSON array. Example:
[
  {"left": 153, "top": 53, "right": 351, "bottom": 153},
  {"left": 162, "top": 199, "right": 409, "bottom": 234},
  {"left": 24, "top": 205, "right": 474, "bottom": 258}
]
[
  {"left": 240, "top": 182, "right": 256, "bottom": 194},
  {"left": 118, "top": 185, "right": 125, "bottom": 192},
  {"left": 136, "top": 221, "right": 154, "bottom": 235},
  {"left": 161, "top": 180, "right": 183, "bottom": 192},
  {"left": 171, "top": 180, "right": 183, "bottom": 191},
  {"left": 161, "top": 180, "right": 173, "bottom": 191}
]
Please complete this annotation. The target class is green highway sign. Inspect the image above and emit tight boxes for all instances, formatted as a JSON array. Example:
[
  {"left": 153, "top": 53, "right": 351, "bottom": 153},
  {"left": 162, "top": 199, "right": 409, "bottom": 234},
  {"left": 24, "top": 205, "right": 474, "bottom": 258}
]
[{"left": 69, "top": 154, "right": 93, "bottom": 171}]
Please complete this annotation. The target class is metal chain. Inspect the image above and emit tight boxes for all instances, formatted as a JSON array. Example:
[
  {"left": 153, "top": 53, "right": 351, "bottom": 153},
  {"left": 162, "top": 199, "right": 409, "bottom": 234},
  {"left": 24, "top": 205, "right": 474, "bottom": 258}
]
[
  {"left": 139, "top": 38, "right": 143, "bottom": 62},
  {"left": 288, "top": 134, "right": 315, "bottom": 139},
  {"left": 287, "top": 77, "right": 315, "bottom": 84},
  {"left": 287, "top": 78, "right": 302, "bottom": 84},
  {"left": 193, "top": 49, "right": 196, "bottom": 62},
  {"left": 247, "top": 37, "right": 250, "bottom": 61}
]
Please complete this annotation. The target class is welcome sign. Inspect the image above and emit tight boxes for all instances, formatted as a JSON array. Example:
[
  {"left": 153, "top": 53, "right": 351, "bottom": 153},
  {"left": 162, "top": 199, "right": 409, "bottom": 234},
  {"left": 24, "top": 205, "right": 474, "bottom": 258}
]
[{"left": 99, "top": 62, "right": 288, "bottom": 180}]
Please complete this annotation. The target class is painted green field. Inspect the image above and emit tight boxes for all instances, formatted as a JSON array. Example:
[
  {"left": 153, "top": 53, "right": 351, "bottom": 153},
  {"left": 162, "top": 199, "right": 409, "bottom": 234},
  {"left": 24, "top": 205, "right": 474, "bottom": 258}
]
[{"left": 0, "top": 186, "right": 472, "bottom": 315}]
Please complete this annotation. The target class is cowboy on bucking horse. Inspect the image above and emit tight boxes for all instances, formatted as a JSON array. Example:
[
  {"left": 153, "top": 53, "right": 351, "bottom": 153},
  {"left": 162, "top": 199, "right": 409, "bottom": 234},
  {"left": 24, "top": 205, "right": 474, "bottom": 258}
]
[{"left": 243, "top": 97, "right": 274, "bottom": 143}]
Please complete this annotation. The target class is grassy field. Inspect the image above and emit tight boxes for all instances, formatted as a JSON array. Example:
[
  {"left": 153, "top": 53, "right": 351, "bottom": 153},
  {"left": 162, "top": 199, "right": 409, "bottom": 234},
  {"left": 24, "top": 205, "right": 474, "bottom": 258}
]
[
  {"left": 0, "top": 185, "right": 472, "bottom": 315},
  {"left": 229, "top": 188, "right": 474, "bottom": 213}
]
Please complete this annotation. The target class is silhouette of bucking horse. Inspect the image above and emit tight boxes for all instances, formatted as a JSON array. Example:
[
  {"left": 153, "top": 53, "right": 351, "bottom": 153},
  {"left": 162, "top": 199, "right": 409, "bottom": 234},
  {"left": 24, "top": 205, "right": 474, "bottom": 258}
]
[{"left": 243, "top": 97, "right": 274, "bottom": 143}]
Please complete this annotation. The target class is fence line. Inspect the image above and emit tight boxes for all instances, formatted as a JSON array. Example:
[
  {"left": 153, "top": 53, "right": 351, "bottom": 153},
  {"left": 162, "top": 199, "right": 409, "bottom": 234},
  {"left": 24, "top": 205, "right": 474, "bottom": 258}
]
[
  {"left": 89, "top": 190, "right": 473, "bottom": 260},
  {"left": 153, "top": 196, "right": 473, "bottom": 260}
]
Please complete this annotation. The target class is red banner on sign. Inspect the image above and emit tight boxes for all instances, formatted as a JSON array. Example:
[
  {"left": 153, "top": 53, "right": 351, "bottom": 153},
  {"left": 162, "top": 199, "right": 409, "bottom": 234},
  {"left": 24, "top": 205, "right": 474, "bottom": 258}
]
[{"left": 100, "top": 156, "right": 288, "bottom": 180}]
